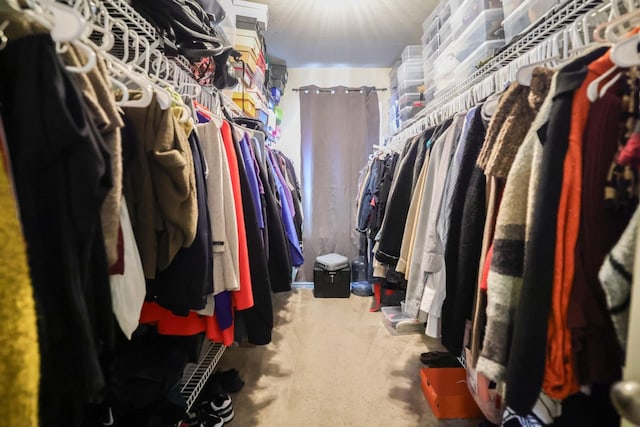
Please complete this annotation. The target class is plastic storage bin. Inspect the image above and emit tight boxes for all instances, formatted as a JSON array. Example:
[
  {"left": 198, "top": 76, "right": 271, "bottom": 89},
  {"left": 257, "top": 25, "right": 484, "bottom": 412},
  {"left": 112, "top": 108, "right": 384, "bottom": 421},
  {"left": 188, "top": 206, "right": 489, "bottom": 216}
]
[
  {"left": 396, "top": 61, "right": 424, "bottom": 84},
  {"left": 438, "top": 1, "right": 451, "bottom": 24},
  {"left": 381, "top": 306, "right": 424, "bottom": 335},
  {"left": 503, "top": 0, "right": 559, "bottom": 43},
  {"left": 420, "top": 368, "right": 484, "bottom": 419},
  {"left": 398, "top": 78, "right": 424, "bottom": 96},
  {"left": 423, "top": 2, "right": 443, "bottom": 32},
  {"left": 423, "top": 36, "right": 440, "bottom": 61},
  {"left": 454, "top": 40, "right": 504, "bottom": 82},
  {"left": 400, "top": 103, "right": 424, "bottom": 124},
  {"left": 451, "top": 9, "right": 505, "bottom": 62},
  {"left": 399, "top": 92, "right": 423, "bottom": 111},
  {"left": 401, "top": 45, "right": 423, "bottom": 63},
  {"left": 421, "top": 17, "right": 440, "bottom": 45},
  {"left": 450, "top": 0, "right": 503, "bottom": 38}
]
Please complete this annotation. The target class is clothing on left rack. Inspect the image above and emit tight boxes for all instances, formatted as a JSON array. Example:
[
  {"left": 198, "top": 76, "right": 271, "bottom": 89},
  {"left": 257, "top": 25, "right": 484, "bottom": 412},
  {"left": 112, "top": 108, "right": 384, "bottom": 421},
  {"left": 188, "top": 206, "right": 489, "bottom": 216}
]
[{"left": 0, "top": 16, "right": 304, "bottom": 427}]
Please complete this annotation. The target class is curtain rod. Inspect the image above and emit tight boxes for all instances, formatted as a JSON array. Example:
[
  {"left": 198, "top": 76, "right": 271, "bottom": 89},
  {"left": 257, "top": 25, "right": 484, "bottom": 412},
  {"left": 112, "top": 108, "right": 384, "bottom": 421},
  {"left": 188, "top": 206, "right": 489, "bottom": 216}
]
[{"left": 291, "top": 87, "right": 387, "bottom": 92}]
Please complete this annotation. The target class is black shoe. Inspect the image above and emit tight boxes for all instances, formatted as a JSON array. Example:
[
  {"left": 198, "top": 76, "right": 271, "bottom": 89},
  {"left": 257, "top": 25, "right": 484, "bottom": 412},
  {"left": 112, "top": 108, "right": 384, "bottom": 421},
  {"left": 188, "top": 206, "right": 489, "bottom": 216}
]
[
  {"left": 213, "top": 369, "right": 245, "bottom": 393},
  {"left": 420, "top": 351, "right": 461, "bottom": 368}
]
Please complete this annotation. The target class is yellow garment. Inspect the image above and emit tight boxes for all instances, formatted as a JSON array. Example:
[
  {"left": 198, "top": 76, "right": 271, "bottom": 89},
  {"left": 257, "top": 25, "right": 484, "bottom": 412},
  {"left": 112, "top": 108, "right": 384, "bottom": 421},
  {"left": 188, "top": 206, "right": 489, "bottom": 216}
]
[{"left": 0, "top": 142, "right": 39, "bottom": 426}]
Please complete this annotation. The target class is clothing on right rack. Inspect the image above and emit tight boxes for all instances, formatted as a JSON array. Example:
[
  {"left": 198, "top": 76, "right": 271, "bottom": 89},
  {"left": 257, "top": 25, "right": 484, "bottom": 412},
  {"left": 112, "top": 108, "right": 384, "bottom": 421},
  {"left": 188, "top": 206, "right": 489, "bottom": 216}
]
[{"left": 359, "top": 44, "right": 640, "bottom": 425}]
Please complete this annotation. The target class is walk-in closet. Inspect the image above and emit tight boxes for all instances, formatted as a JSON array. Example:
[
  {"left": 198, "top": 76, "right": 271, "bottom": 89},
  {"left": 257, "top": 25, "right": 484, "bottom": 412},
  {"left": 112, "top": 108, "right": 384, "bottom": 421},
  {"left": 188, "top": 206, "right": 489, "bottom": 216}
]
[{"left": 2, "top": 0, "right": 640, "bottom": 426}]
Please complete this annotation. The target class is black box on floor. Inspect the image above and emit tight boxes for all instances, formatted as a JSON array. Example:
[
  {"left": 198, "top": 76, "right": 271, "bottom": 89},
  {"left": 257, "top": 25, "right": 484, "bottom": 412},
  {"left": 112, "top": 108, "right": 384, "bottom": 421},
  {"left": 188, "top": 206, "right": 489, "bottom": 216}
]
[{"left": 313, "top": 254, "right": 351, "bottom": 298}]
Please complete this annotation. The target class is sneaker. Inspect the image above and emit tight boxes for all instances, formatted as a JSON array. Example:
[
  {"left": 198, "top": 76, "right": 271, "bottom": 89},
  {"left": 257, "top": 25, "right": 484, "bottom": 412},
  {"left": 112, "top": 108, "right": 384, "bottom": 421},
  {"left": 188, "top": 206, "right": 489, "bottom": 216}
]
[
  {"left": 182, "top": 412, "right": 224, "bottom": 427},
  {"left": 196, "top": 394, "right": 234, "bottom": 423},
  {"left": 199, "top": 393, "right": 232, "bottom": 412}
]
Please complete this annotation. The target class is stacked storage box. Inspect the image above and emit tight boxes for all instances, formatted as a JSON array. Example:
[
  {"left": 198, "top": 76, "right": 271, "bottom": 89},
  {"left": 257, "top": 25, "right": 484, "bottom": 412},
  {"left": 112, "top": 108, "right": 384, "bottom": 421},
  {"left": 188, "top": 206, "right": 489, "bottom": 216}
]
[
  {"left": 421, "top": 1, "right": 454, "bottom": 106},
  {"left": 432, "top": 0, "right": 504, "bottom": 97},
  {"left": 228, "top": 27, "right": 267, "bottom": 118},
  {"left": 502, "top": 0, "right": 562, "bottom": 43},
  {"left": 397, "top": 45, "right": 425, "bottom": 125},
  {"left": 388, "top": 60, "right": 402, "bottom": 135}
]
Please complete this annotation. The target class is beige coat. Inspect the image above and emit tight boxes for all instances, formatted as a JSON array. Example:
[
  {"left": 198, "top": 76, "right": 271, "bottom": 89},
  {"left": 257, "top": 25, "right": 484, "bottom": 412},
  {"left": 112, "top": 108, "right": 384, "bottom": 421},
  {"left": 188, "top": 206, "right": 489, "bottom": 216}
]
[{"left": 123, "top": 94, "right": 197, "bottom": 279}]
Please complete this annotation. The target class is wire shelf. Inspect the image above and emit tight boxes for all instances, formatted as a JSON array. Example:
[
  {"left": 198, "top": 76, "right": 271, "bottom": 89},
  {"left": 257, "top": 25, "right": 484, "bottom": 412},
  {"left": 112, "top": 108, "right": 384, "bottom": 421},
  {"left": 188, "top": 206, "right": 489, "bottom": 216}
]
[
  {"left": 102, "top": 0, "right": 157, "bottom": 44},
  {"left": 395, "top": 0, "right": 603, "bottom": 138},
  {"left": 180, "top": 342, "right": 226, "bottom": 411}
]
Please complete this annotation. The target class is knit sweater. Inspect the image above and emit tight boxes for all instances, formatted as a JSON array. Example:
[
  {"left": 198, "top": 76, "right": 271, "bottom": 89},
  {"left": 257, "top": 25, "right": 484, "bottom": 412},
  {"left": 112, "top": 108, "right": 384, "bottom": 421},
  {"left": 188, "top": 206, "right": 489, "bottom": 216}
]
[
  {"left": 0, "top": 126, "right": 39, "bottom": 427},
  {"left": 123, "top": 94, "right": 197, "bottom": 278},
  {"left": 477, "top": 69, "right": 553, "bottom": 178},
  {"left": 477, "top": 70, "right": 556, "bottom": 382},
  {"left": 599, "top": 205, "right": 640, "bottom": 350}
]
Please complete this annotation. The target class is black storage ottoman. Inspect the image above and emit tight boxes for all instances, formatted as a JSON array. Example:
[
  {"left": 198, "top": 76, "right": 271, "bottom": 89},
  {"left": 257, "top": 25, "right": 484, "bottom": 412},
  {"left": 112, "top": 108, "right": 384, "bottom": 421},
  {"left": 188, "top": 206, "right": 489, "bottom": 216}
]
[{"left": 313, "top": 253, "right": 351, "bottom": 298}]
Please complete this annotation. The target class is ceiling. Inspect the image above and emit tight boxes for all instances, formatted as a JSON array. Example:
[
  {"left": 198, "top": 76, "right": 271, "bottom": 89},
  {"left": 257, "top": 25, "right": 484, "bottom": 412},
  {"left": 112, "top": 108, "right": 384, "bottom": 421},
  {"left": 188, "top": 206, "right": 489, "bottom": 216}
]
[{"left": 250, "top": 0, "right": 438, "bottom": 68}]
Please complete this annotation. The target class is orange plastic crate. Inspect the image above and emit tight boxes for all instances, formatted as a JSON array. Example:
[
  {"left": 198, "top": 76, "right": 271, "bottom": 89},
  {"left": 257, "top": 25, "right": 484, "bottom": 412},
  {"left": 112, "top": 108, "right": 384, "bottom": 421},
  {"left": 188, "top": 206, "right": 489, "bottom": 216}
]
[{"left": 420, "top": 368, "right": 483, "bottom": 419}]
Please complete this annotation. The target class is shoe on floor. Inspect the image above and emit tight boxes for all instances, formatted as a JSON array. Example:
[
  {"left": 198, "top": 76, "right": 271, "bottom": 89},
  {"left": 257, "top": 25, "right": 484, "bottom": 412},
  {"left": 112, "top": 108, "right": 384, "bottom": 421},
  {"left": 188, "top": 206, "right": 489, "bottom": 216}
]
[
  {"left": 420, "top": 351, "right": 461, "bottom": 367},
  {"left": 213, "top": 369, "right": 245, "bottom": 393},
  {"left": 181, "top": 412, "right": 224, "bottom": 427},
  {"left": 196, "top": 393, "right": 234, "bottom": 423}
]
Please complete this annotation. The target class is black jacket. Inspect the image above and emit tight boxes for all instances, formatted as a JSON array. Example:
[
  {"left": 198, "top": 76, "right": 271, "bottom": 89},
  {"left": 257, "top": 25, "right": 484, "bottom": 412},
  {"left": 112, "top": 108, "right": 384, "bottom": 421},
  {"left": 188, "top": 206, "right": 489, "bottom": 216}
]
[{"left": 441, "top": 106, "right": 487, "bottom": 355}]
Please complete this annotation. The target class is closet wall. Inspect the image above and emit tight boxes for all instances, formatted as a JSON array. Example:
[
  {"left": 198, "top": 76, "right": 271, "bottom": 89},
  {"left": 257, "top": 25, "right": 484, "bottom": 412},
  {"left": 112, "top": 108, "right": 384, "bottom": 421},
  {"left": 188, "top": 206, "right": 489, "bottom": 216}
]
[{"left": 278, "top": 67, "right": 391, "bottom": 177}]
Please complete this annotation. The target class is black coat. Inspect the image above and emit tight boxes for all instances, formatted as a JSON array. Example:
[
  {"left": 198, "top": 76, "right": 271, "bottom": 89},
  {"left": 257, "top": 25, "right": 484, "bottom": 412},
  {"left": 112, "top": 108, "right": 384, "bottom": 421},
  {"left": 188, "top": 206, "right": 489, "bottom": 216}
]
[
  {"left": 441, "top": 106, "right": 487, "bottom": 355},
  {"left": 0, "top": 34, "right": 114, "bottom": 426}
]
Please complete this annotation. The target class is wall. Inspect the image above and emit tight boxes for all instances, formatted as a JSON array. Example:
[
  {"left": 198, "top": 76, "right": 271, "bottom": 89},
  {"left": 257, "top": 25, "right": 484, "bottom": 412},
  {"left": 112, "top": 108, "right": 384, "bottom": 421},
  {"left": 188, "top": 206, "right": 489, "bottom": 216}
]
[{"left": 276, "top": 67, "right": 391, "bottom": 177}]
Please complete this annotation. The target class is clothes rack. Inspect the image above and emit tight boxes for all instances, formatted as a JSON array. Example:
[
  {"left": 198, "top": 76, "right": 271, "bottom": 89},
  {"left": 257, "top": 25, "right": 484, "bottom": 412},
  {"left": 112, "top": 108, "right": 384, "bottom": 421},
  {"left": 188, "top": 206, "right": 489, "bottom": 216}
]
[
  {"left": 389, "top": 0, "right": 605, "bottom": 146},
  {"left": 71, "top": 0, "right": 250, "bottom": 411}
]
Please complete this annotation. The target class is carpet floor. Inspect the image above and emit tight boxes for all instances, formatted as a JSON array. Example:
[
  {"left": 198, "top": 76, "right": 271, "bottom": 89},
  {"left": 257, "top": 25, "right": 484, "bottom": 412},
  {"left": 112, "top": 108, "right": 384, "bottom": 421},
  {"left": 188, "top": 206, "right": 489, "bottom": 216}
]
[{"left": 219, "top": 289, "right": 480, "bottom": 427}]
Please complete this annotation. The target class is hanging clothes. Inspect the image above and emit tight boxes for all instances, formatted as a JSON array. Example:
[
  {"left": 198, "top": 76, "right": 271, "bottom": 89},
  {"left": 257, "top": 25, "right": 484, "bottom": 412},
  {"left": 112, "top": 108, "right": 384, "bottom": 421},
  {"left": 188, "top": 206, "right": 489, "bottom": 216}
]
[
  {"left": 0, "top": 33, "right": 115, "bottom": 426},
  {"left": 0, "top": 117, "right": 39, "bottom": 427},
  {"left": 122, "top": 93, "right": 198, "bottom": 280},
  {"left": 506, "top": 46, "right": 609, "bottom": 414}
]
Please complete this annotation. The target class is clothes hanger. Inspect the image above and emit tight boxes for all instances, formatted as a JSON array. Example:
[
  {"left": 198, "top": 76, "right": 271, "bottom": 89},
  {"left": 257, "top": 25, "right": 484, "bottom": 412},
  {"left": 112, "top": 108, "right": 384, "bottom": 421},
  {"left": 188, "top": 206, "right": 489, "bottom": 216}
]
[
  {"left": 61, "top": 40, "right": 97, "bottom": 73},
  {"left": 105, "top": 21, "right": 153, "bottom": 108},
  {"left": 30, "top": 0, "right": 87, "bottom": 43},
  {"left": 130, "top": 32, "right": 172, "bottom": 110}
]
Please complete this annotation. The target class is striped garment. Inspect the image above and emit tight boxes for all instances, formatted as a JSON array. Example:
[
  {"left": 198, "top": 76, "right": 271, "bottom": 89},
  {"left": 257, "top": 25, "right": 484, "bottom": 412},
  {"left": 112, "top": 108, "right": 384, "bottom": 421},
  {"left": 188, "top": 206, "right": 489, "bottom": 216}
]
[
  {"left": 599, "top": 204, "right": 640, "bottom": 350},
  {"left": 477, "top": 70, "right": 555, "bottom": 382}
]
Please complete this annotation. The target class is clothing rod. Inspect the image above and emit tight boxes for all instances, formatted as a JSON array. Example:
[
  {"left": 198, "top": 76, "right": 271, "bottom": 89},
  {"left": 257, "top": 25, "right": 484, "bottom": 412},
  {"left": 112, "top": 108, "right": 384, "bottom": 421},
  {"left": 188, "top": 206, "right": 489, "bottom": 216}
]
[{"left": 292, "top": 87, "right": 387, "bottom": 92}]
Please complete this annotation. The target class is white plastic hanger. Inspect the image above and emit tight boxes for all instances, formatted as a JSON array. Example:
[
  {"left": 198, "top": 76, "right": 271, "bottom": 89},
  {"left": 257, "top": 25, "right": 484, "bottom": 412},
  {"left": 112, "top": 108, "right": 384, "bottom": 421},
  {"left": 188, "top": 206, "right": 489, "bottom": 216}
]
[
  {"left": 37, "top": 0, "right": 87, "bottom": 42},
  {"left": 130, "top": 32, "right": 172, "bottom": 110},
  {"left": 610, "top": 32, "right": 640, "bottom": 67},
  {"left": 62, "top": 40, "right": 97, "bottom": 73}
]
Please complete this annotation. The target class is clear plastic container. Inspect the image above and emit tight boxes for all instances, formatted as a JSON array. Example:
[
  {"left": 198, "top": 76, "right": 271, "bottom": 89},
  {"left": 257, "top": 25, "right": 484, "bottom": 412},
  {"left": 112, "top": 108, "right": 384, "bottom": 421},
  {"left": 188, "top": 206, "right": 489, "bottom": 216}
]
[
  {"left": 450, "top": 0, "right": 503, "bottom": 38},
  {"left": 422, "top": 17, "right": 440, "bottom": 45},
  {"left": 423, "top": 36, "right": 440, "bottom": 61},
  {"left": 439, "top": 20, "right": 453, "bottom": 44},
  {"left": 453, "top": 40, "right": 504, "bottom": 82},
  {"left": 438, "top": 1, "right": 452, "bottom": 24},
  {"left": 399, "top": 104, "right": 423, "bottom": 125},
  {"left": 502, "top": 0, "right": 526, "bottom": 17},
  {"left": 398, "top": 78, "right": 425, "bottom": 96},
  {"left": 381, "top": 306, "right": 424, "bottom": 335},
  {"left": 451, "top": 9, "right": 505, "bottom": 63},
  {"left": 423, "top": 2, "right": 444, "bottom": 32},
  {"left": 503, "top": 0, "right": 559, "bottom": 43},
  {"left": 399, "top": 92, "right": 423, "bottom": 111},
  {"left": 396, "top": 61, "right": 424, "bottom": 83},
  {"left": 401, "top": 45, "right": 424, "bottom": 64}
]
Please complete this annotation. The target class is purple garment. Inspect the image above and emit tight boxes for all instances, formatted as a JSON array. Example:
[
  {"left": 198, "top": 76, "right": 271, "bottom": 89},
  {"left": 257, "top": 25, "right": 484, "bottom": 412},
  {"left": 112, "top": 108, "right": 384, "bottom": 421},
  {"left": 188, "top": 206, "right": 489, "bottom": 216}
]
[
  {"left": 266, "top": 151, "right": 304, "bottom": 266},
  {"left": 267, "top": 148, "right": 295, "bottom": 216},
  {"left": 214, "top": 291, "right": 233, "bottom": 330},
  {"left": 250, "top": 137, "right": 265, "bottom": 195},
  {"left": 197, "top": 111, "right": 210, "bottom": 123},
  {"left": 240, "top": 134, "right": 264, "bottom": 230}
]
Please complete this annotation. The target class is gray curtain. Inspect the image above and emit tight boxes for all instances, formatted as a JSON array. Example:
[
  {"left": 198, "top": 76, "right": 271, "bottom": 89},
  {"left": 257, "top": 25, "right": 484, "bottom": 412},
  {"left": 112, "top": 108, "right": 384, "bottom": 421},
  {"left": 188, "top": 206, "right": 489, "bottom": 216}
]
[{"left": 299, "top": 85, "right": 379, "bottom": 280}]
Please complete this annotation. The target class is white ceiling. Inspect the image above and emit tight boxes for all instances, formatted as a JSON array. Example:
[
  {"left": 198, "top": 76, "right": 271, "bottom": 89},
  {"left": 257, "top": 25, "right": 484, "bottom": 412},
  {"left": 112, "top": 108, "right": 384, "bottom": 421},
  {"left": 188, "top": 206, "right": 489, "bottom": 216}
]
[{"left": 250, "top": 0, "right": 438, "bottom": 68}]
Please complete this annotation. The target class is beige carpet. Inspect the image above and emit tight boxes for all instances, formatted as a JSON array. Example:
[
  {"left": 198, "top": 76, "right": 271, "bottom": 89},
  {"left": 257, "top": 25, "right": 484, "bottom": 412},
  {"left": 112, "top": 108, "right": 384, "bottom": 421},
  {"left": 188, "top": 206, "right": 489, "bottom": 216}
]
[{"left": 219, "top": 289, "right": 480, "bottom": 427}]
